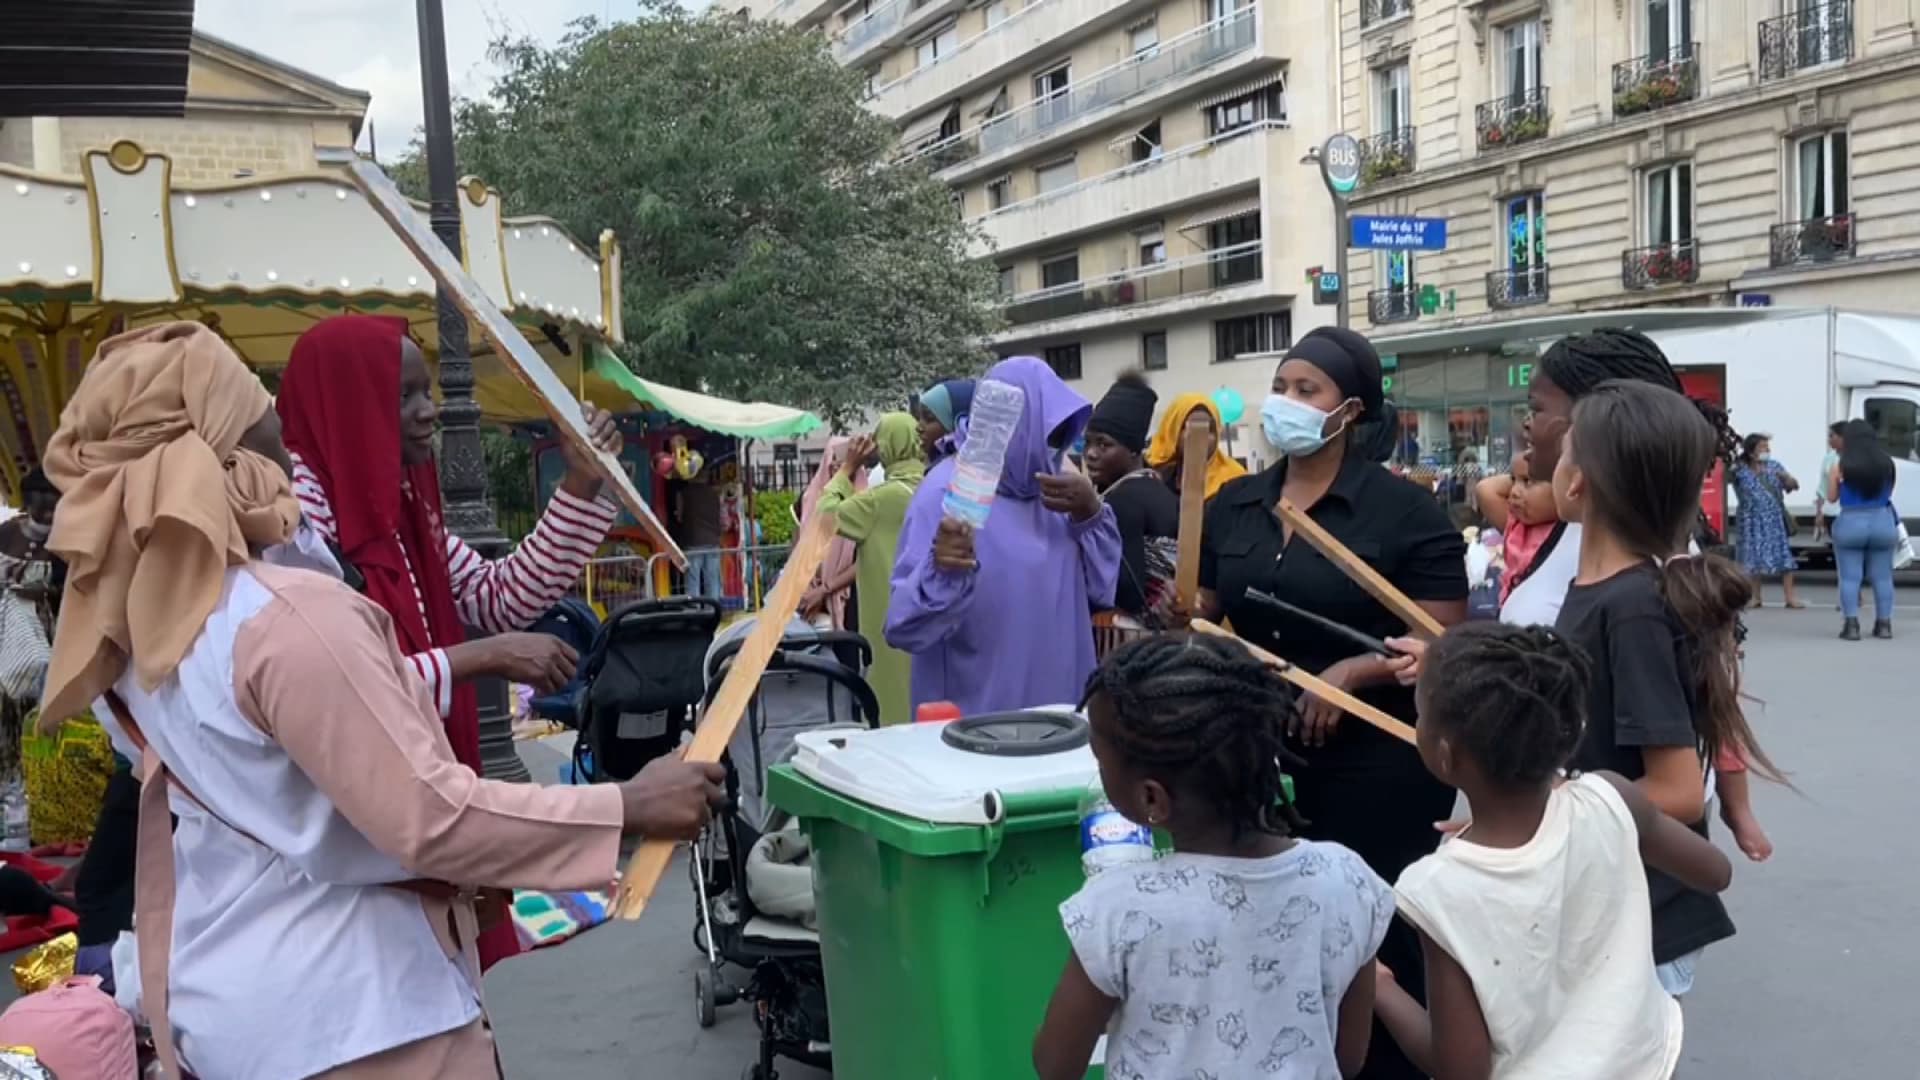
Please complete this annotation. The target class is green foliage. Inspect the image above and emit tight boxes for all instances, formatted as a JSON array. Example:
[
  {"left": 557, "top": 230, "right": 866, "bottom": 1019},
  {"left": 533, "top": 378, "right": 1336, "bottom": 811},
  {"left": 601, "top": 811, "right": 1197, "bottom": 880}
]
[
  {"left": 392, "top": 4, "right": 1002, "bottom": 427},
  {"left": 482, "top": 428, "right": 536, "bottom": 541},
  {"left": 754, "top": 489, "right": 797, "bottom": 546}
]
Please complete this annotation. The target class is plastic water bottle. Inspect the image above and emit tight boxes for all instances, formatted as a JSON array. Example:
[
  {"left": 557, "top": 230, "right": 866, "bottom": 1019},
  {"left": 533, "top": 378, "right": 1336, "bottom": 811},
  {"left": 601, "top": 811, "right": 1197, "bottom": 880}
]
[
  {"left": 0, "top": 778, "right": 27, "bottom": 853},
  {"left": 1078, "top": 780, "right": 1155, "bottom": 877},
  {"left": 941, "top": 379, "right": 1026, "bottom": 529}
]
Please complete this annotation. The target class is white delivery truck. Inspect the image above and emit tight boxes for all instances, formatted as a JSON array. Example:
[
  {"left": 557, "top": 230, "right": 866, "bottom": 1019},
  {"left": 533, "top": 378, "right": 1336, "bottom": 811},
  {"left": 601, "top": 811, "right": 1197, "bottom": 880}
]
[{"left": 1371, "top": 307, "right": 1920, "bottom": 561}]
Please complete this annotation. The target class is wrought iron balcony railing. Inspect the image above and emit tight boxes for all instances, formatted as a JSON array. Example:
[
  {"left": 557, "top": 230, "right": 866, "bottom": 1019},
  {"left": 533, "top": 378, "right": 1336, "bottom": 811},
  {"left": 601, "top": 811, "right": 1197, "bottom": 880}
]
[
  {"left": 1001, "top": 241, "right": 1263, "bottom": 326},
  {"left": 1486, "top": 265, "right": 1550, "bottom": 309},
  {"left": 1769, "top": 213, "right": 1856, "bottom": 268},
  {"left": 1361, "top": 0, "right": 1412, "bottom": 28},
  {"left": 1621, "top": 239, "right": 1700, "bottom": 290},
  {"left": 1475, "top": 87, "right": 1549, "bottom": 152},
  {"left": 1759, "top": 2, "right": 1854, "bottom": 82},
  {"left": 1358, "top": 128, "right": 1416, "bottom": 185},
  {"left": 1612, "top": 45, "right": 1700, "bottom": 117},
  {"left": 1368, "top": 288, "right": 1419, "bottom": 325}
]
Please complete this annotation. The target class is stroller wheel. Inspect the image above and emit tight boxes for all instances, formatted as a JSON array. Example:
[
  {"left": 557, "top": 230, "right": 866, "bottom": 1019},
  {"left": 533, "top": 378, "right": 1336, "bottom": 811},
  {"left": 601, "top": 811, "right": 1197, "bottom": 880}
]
[{"left": 695, "top": 968, "right": 719, "bottom": 1029}]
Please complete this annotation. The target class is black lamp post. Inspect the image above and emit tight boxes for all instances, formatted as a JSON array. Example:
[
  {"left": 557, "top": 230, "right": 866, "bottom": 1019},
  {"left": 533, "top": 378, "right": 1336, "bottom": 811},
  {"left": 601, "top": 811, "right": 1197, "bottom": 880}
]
[{"left": 416, "top": 0, "right": 527, "bottom": 781}]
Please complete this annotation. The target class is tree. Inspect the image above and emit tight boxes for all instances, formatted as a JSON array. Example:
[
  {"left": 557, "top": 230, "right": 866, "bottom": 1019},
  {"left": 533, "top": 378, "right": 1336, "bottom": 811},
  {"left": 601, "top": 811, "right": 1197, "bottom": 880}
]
[{"left": 395, "top": 5, "right": 1001, "bottom": 426}]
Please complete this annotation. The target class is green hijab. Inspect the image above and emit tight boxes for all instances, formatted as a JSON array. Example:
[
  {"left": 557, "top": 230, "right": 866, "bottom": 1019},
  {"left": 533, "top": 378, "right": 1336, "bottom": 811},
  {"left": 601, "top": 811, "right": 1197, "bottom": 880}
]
[{"left": 875, "top": 412, "right": 926, "bottom": 484}]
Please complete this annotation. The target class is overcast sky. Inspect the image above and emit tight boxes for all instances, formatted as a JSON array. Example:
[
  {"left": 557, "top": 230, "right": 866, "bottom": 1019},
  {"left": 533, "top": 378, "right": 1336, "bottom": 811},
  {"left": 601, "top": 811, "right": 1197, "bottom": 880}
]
[{"left": 195, "top": 0, "right": 640, "bottom": 160}]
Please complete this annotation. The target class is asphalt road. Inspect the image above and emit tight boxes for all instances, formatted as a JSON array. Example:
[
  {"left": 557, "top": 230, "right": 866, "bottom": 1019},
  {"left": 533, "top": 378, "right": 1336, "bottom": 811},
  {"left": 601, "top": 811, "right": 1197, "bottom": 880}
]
[{"left": 487, "top": 579, "right": 1919, "bottom": 1080}]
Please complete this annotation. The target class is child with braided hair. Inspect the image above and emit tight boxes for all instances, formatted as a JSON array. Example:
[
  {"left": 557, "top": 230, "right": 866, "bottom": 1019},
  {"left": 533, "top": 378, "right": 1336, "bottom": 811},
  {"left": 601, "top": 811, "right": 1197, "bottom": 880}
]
[
  {"left": 1374, "top": 622, "right": 1732, "bottom": 1080},
  {"left": 1033, "top": 634, "right": 1393, "bottom": 1080}
]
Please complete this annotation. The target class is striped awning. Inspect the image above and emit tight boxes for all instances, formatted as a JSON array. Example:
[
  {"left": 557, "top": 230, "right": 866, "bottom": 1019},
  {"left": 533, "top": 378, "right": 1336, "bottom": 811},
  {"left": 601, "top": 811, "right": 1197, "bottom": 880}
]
[
  {"left": 969, "top": 84, "right": 1008, "bottom": 118},
  {"left": 900, "top": 103, "right": 959, "bottom": 148},
  {"left": 0, "top": 0, "right": 195, "bottom": 117},
  {"left": 1198, "top": 69, "right": 1287, "bottom": 110},
  {"left": 1180, "top": 197, "right": 1262, "bottom": 232}
]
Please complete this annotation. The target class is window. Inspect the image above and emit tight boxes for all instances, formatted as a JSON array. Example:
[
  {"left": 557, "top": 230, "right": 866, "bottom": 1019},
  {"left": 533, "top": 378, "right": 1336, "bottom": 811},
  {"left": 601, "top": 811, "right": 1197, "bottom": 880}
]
[
  {"left": 915, "top": 21, "right": 958, "bottom": 68},
  {"left": 1798, "top": 0, "right": 1848, "bottom": 67},
  {"left": 1795, "top": 130, "right": 1850, "bottom": 220},
  {"left": 1041, "top": 251, "right": 1080, "bottom": 289},
  {"left": 984, "top": 0, "right": 1010, "bottom": 29},
  {"left": 1208, "top": 212, "right": 1262, "bottom": 286},
  {"left": 1033, "top": 62, "right": 1073, "bottom": 126},
  {"left": 939, "top": 109, "right": 961, "bottom": 141},
  {"left": 1505, "top": 192, "right": 1546, "bottom": 270},
  {"left": 1205, "top": 0, "right": 1251, "bottom": 22},
  {"left": 1646, "top": 0, "right": 1691, "bottom": 59},
  {"left": 1501, "top": 19, "right": 1543, "bottom": 100},
  {"left": 986, "top": 174, "right": 1012, "bottom": 209},
  {"left": 1375, "top": 63, "right": 1411, "bottom": 135},
  {"left": 996, "top": 265, "right": 1016, "bottom": 298},
  {"left": 1865, "top": 397, "right": 1919, "bottom": 462},
  {"left": 950, "top": 190, "right": 966, "bottom": 219},
  {"left": 1129, "top": 20, "right": 1159, "bottom": 57},
  {"left": 1208, "top": 213, "right": 1261, "bottom": 251},
  {"left": 1214, "top": 311, "right": 1292, "bottom": 363},
  {"left": 1142, "top": 331, "right": 1169, "bottom": 371},
  {"left": 1137, "top": 226, "right": 1167, "bottom": 267},
  {"left": 1643, "top": 161, "right": 1694, "bottom": 244},
  {"left": 1034, "top": 157, "right": 1078, "bottom": 195},
  {"left": 1131, "top": 120, "right": 1163, "bottom": 163},
  {"left": 1044, "top": 343, "right": 1083, "bottom": 381},
  {"left": 1378, "top": 250, "right": 1415, "bottom": 292},
  {"left": 1205, "top": 85, "right": 1284, "bottom": 137}
]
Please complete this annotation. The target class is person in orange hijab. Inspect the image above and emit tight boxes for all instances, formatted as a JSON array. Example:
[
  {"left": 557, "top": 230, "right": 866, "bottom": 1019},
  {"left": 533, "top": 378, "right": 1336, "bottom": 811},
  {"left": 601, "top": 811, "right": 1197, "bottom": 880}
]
[{"left": 1145, "top": 392, "right": 1247, "bottom": 501}]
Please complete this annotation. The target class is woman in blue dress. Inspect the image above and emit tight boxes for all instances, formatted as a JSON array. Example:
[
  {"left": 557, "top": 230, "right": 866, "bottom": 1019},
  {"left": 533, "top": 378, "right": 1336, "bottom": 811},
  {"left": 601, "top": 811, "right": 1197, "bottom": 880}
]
[{"left": 1730, "top": 433, "right": 1804, "bottom": 608}]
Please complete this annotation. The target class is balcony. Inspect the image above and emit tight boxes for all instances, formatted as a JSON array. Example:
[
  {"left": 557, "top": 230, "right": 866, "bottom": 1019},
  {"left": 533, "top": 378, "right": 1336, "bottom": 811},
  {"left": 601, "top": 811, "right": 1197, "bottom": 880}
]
[
  {"left": 1621, "top": 239, "right": 1700, "bottom": 290},
  {"left": 1368, "top": 288, "right": 1419, "bottom": 325},
  {"left": 1002, "top": 241, "right": 1263, "bottom": 326},
  {"left": 1612, "top": 45, "right": 1699, "bottom": 117},
  {"left": 834, "top": 0, "right": 960, "bottom": 65},
  {"left": 1759, "top": 2, "right": 1854, "bottom": 82},
  {"left": 870, "top": 0, "right": 1147, "bottom": 120},
  {"left": 1486, "top": 265, "right": 1550, "bottom": 309},
  {"left": 1358, "top": 128, "right": 1416, "bottom": 186},
  {"left": 973, "top": 124, "right": 1271, "bottom": 256},
  {"left": 1475, "top": 88, "right": 1549, "bottom": 152},
  {"left": 1361, "top": 0, "right": 1412, "bottom": 28},
  {"left": 901, "top": 7, "right": 1257, "bottom": 172},
  {"left": 1769, "top": 213, "right": 1856, "bottom": 268}
]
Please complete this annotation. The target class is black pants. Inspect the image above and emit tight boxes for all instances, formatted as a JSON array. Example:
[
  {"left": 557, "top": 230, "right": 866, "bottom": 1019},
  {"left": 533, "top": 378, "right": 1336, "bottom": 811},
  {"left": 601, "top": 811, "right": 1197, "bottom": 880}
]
[
  {"left": 74, "top": 762, "right": 139, "bottom": 946},
  {"left": 0, "top": 866, "right": 58, "bottom": 918},
  {"left": 1293, "top": 745, "right": 1456, "bottom": 1080}
]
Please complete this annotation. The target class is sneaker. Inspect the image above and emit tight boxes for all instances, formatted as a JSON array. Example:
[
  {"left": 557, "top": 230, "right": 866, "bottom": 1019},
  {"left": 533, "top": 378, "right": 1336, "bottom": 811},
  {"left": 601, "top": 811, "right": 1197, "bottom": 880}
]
[
  {"left": 1873, "top": 620, "right": 1893, "bottom": 640},
  {"left": 1841, "top": 618, "right": 1861, "bottom": 641}
]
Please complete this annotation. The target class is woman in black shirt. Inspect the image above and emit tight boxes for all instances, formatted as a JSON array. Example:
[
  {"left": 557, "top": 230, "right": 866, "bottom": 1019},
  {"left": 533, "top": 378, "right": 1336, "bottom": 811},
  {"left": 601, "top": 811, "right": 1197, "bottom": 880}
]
[
  {"left": 1192, "top": 327, "right": 1466, "bottom": 1080},
  {"left": 1083, "top": 373, "right": 1178, "bottom": 622}
]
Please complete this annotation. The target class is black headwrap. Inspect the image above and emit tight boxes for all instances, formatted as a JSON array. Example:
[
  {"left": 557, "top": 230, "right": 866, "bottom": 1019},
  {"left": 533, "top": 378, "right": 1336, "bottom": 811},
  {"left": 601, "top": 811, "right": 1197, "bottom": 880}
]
[
  {"left": 1281, "top": 327, "right": 1383, "bottom": 420},
  {"left": 1086, "top": 373, "right": 1159, "bottom": 454}
]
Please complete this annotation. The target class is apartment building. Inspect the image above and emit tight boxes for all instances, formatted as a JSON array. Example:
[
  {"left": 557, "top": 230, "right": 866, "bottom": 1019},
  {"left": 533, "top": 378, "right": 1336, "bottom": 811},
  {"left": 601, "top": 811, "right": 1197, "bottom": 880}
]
[
  {"left": 749, "top": 0, "right": 1348, "bottom": 464},
  {"left": 1334, "top": 0, "right": 1920, "bottom": 473}
]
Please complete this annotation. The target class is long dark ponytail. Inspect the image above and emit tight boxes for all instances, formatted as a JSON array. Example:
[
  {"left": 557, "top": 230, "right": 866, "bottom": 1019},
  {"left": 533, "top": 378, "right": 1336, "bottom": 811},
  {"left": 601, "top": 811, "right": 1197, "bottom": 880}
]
[{"left": 1837, "top": 418, "right": 1895, "bottom": 499}]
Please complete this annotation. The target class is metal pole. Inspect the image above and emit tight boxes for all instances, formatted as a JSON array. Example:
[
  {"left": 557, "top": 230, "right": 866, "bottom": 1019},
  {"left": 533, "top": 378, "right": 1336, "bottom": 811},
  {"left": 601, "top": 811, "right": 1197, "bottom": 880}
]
[
  {"left": 1334, "top": 195, "right": 1350, "bottom": 330},
  {"left": 417, "top": 0, "right": 526, "bottom": 781}
]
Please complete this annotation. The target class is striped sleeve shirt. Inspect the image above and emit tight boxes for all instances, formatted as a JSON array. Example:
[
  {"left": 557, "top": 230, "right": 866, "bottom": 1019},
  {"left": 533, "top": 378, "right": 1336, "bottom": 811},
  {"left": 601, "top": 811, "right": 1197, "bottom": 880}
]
[{"left": 288, "top": 452, "right": 620, "bottom": 717}]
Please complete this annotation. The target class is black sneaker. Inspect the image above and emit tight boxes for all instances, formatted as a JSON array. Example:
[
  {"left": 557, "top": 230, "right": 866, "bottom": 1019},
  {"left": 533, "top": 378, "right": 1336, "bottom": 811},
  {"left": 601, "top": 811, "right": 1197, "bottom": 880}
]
[
  {"left": 1841, "top": 618, "right": 1861, "bottom": 641},
  {"left": 1873, "top": 620, "right": 1893, "bottom": 640}
]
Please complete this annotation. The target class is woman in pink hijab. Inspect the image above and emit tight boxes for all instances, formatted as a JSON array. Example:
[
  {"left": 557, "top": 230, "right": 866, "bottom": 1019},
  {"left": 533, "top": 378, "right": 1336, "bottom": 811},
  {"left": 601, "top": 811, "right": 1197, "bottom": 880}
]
[{"left": 799, "top": 438, "right": 864, "bottom": 631}]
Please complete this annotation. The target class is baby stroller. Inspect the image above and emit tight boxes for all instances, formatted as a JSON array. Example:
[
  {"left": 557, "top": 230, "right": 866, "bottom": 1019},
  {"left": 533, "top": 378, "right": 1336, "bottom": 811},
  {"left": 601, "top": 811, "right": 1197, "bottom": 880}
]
[
  {"left": 569, "top": 596, "right": 723, "bottom": 783},
  {"left": 690, "top": 616, "right": 880, "bottom": 1080}
]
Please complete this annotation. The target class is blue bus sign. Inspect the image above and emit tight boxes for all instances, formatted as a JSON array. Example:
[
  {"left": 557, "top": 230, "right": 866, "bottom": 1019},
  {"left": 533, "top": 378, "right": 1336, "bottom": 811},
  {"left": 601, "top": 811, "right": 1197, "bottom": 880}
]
[{"left": 1350, "top": 215, "right": 1448, "bottom": 251}]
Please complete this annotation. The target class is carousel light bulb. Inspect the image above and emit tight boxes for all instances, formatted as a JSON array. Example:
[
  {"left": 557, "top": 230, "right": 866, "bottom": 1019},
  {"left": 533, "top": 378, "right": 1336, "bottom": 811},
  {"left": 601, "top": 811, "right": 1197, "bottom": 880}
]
[
  {"left": 63, "top": 194, "right": 75, "bottom": 205},
  {"left": 304, "top": 277, "right": 315, "bottom": 287},
  {"left": 260, "top": 191, "right": 272, "bottom": 203},
  {"left": 295, "top": 188, "right": 306, "bottom": 199},
  {"left": 407, "top": 275, "right": 419, "bottom": 287},
  {"left": 223, "top": 197, "right": 235, "bottom": 208},
  {"left": 513, "top": 230, "right": 523, "bottom": 240},
  {"left": 184, "top": 195, "right": 196, "bottom": 208},
  {"left": 17, "top": 262, "right": 30, "bottom": 274},
  {"left": 228, "top": 270, "right": 240, "bottom": 281},
  {"left": 64, "top": 266, "right": 77, "bottom": 278},
  {"left": 12, "top": 184, "right": 26, "bottom": 196},
  {"left": 375, "top": 276, "right": 385, "bottom": 286},
  {"left": 189, "top": 270, "right": 201, "bottom": 281},
  {"left": 339, "top": 277, "right": 350, "bottom": 288},
  {"left": 335, "top": 190, "right": 347, "bottom": 201},
  {"left": 267, "top": 271, "right": 279, "bottom": 282}
]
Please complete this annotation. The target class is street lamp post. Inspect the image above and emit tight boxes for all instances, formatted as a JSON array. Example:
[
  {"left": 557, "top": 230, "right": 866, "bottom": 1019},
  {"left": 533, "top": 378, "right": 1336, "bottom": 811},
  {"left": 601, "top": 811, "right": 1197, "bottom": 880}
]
[{"left": 416, "top": 0, "right": 526, "bottom": 781}]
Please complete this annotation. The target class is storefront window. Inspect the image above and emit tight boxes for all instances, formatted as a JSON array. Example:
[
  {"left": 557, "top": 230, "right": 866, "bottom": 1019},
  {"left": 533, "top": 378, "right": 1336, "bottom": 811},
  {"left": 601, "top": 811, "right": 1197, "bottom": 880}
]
[{"left": 1383, "top": 350, "right": 1536, "bottom": 522}]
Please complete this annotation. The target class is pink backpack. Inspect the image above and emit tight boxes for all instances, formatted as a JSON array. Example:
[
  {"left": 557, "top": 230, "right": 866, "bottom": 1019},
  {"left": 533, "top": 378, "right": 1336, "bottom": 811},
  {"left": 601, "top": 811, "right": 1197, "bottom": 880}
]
[{"left": 0, "top": 976, "right": 136, "bottom": 1079}]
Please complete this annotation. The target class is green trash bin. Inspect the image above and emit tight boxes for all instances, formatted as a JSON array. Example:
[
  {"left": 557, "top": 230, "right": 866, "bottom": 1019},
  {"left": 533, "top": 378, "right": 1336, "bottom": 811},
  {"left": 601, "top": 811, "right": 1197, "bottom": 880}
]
[{"left": 766, "top": 712, "right": 1106, "bottom": 1080}]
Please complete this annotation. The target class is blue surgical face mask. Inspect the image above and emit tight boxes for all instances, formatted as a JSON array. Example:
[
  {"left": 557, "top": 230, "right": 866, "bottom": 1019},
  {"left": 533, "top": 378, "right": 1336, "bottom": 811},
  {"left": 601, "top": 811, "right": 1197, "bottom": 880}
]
[{"left": 1261, "top": 394, "right": 1352, "bottom": 457}]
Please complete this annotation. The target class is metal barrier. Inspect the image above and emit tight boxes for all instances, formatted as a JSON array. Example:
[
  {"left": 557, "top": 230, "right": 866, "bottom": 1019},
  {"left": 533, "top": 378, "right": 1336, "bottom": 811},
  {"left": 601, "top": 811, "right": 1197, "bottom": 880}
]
[{"left": 573, "top": 544, "right": 797, "bottom": 617}]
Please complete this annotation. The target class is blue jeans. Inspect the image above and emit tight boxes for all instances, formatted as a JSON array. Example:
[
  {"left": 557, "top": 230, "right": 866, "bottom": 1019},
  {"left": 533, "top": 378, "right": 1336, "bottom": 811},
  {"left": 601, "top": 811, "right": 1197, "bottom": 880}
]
[
  {"left": 1832, "top": 506, "right": 1897, "bottom": 621},
  {"left": 686, "top": 549, "right": 723, "bottom": 599}
]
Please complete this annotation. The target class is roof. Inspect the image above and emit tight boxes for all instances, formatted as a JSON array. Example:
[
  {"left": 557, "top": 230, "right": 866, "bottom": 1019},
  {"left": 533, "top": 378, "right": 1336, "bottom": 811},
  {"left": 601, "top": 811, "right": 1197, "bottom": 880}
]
[
  {"left": 0, "top": 0, "right": 196, "bottom": 117},
  {"left": 192, "top": 29, "right": 372, "bottom": 107}
]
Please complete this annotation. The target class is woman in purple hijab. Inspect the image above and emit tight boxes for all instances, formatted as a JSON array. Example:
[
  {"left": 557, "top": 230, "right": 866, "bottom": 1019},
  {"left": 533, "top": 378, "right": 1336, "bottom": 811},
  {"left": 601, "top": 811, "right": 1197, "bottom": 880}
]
[{"left": 885, "top": 357, "right": 1121, "bottom": 713}]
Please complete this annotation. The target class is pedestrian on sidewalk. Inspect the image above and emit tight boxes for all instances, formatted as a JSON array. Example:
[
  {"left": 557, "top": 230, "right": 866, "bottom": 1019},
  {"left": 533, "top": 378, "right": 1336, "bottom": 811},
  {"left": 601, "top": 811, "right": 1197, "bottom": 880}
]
[
  {"left": 814, "top": 413, "right": 923, "bottom": 723},
  {"left": 1826, "top": 418, "right": 1898, "bottom": 640}
]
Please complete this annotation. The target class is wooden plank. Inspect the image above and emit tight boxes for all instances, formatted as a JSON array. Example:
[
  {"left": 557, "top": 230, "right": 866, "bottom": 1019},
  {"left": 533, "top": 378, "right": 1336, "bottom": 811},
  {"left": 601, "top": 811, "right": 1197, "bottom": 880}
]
[
  {"left": 610, "top": 507, "right": 840, "bottom": 919},
  {"left": 347, "top": 159, "right": 686, "bottom": 569},
  {"left": 1274, "top": 497, "right": 1445, "bottom": 638},
  {"left": 1172, "top": 412, "right": 1212, "bottom": 611},
  {"left": 1190, "top": 619, "right": 1417, "bottom": 745}
]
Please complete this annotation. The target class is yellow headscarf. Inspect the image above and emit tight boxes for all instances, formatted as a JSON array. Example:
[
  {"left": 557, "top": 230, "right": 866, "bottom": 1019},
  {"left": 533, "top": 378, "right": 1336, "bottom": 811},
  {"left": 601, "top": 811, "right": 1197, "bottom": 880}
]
[
  {"left": 39, "top": 322, "right": 298, "bottom": 724},
  {"left": 1145, "top": 393, "right": 1246, "bottom": 500}
]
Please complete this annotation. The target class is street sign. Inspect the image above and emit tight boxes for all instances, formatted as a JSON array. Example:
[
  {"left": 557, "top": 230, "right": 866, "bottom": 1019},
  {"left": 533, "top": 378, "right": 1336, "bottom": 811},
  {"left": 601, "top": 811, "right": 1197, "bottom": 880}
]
[
  {"left": 1320, "top": 134, "right": 1362, "bottom": 196},
  {"left": 1738, "top": 292, "right": 1773, "bottom": 308},
  {"left": 1350, "top": 215, "right": 1448, "bottom": 250}
]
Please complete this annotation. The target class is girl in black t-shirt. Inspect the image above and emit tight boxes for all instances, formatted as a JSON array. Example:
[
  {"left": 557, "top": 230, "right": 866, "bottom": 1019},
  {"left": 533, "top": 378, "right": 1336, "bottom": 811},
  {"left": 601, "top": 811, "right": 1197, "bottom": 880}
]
[{"left": 1550, "top": 380, "right": 1785, "bottom": 993}]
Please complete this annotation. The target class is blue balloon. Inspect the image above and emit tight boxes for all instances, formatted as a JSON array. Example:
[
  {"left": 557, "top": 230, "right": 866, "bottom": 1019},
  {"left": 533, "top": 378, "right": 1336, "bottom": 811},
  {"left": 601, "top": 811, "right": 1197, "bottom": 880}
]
[{"left": 1212, "top": 386, "right": 1245, "bottom": 426}]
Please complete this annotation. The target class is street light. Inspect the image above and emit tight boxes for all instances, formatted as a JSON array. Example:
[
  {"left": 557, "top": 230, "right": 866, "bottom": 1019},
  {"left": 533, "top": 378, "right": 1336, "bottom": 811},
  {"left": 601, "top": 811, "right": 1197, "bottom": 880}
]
[
  {"left": 1301, "top": 139, "right": 1360, "bottom": 330},
  {"left": 416, "top": 0, "right": 525, "bottom": 781}
]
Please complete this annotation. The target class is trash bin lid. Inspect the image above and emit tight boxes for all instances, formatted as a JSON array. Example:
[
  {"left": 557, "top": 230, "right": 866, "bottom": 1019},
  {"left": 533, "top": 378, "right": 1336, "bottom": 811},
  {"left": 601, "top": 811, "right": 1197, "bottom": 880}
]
[
  {"left": 940, "top": 711, "right": 1089, "bottom": 756},
  {"left": 790, "top": 710, "right": 1096, "bottom": 826}
]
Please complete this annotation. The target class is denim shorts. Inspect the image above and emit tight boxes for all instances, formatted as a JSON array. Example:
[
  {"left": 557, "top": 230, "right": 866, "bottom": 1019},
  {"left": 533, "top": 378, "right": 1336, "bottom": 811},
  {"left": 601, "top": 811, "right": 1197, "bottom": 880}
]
[{"left": 1656, "top": 949, "right": 1700, "bottom": 997}]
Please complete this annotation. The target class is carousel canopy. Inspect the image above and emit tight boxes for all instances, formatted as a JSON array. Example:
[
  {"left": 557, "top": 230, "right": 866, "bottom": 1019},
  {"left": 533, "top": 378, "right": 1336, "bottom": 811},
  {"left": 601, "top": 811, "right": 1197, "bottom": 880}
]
[{"left": 0, "top": 1, "right": 196, "bottom": 118}]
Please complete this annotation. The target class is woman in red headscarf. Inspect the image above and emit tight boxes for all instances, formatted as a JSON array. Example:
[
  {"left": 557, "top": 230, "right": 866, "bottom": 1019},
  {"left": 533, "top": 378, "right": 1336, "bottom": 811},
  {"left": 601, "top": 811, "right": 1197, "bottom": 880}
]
[{"left": 276, "top": 314, "right": 626, "bottom": 969}]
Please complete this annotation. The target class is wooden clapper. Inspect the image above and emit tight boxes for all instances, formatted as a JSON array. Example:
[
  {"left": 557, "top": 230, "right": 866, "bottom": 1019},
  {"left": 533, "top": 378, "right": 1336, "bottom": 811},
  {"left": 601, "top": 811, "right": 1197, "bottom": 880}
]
[{"left": 1172, "top": 411, "right": 1211, "bottom": 612}]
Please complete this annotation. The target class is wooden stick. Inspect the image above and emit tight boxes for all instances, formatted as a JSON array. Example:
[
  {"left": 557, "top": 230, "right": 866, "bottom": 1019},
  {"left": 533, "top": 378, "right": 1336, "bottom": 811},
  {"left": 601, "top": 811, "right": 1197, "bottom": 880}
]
[
  {"left": 611, "top": 507, "right": 840, "bottom": 919},
  {"left": 1190, "top": 620, "right": 1417, "bottom": 745},
  {"left": 1274, "top": 498, "right": 1445, "bottom": 639},
  {"left": 1173, "top": 412, "right": 1212, "bottom": 611},
  {"left": 347, "top": 159, "right": 687, "bottom": 569}
]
